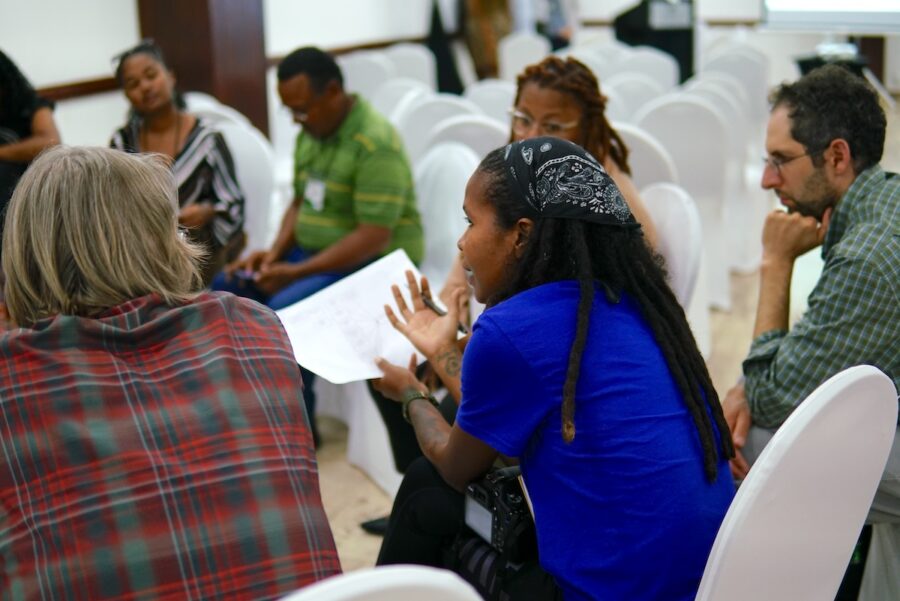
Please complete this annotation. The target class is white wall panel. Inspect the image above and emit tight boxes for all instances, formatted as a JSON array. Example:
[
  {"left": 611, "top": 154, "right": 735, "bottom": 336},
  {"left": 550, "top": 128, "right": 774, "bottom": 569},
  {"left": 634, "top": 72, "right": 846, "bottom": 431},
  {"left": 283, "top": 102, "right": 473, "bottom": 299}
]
[
  {"left": 264, "top": 0, "right": 432, "bottom": 56},
  {"left": 0, "top": 0, "right": 140, "bottom": 87}
]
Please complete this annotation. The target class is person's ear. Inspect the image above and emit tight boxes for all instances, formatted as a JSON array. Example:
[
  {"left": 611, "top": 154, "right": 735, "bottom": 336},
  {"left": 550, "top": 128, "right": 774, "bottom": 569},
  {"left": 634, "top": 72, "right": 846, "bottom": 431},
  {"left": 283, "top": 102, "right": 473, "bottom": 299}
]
[
  {"left": 513, "top": 218, "right": 534, "bottom": 257},
  {"left": 324, "top": 79, "right": 342, "bottom": 99},
  {"left": 824, "top": 138, "right": 853, "bottom": 176}
]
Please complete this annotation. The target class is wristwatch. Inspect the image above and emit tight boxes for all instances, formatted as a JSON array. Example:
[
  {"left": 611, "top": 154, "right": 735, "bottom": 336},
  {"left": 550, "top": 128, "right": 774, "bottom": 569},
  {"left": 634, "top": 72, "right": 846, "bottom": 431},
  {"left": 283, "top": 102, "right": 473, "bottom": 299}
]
[{"left": 401, "top": 389, "right": 439, "bottom": 424}]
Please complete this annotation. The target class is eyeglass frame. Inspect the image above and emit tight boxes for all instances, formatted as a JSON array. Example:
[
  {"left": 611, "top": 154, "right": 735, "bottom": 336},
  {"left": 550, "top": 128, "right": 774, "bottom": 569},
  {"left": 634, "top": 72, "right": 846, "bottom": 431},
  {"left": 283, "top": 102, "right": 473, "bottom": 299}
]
[
  {"left": 507, "top": 108, "right": 580, "bottom": 137},
  {"left": 761, "top": 151, "right": 816, "bottom": 176}
]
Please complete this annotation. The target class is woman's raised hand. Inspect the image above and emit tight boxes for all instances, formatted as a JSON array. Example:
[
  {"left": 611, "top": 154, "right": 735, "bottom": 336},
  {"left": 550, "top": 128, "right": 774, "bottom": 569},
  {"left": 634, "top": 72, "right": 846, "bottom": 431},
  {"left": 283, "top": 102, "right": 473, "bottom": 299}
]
[{"left": 385, "top": 270, "right": 464, "bottom": 360}]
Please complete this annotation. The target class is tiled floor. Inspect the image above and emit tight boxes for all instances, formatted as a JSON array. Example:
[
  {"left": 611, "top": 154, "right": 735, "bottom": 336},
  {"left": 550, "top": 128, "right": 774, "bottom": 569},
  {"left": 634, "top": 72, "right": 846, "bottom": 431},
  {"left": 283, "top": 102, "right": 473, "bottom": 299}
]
[{"left": 314, "top": 99, "right": 900, "bottom": 573}]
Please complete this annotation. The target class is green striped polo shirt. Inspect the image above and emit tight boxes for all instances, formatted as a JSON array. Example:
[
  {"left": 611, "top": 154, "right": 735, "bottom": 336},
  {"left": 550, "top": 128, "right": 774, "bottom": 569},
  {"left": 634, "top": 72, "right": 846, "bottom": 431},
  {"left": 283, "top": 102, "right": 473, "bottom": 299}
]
[{"left": 292, "top": 96, "right": 424, "bottom": 263}]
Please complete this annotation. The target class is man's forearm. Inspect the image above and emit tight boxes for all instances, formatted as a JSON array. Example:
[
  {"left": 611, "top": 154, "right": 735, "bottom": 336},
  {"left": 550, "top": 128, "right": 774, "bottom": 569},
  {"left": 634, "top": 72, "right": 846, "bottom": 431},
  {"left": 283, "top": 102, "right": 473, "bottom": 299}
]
[
  {"left": 752, "top": 257, "right": 794, "bottom": 338},
  {"left": 291, "top": 224, "right": 391, "bottom": 278}
]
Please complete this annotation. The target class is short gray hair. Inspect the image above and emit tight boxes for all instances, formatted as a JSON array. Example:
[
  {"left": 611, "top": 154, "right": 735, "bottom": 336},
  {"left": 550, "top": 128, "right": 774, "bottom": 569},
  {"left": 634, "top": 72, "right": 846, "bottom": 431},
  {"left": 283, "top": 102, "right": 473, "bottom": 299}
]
[{"left": 2, "top": 146, "right": 204, "bottom": 326}]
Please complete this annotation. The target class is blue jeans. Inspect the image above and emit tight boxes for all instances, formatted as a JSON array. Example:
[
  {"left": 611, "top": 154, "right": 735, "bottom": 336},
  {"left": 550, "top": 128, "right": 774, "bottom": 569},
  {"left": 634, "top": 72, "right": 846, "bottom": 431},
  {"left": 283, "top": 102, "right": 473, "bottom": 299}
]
[{"left": 211, "top": 247, "right": 356, "bottom": 439}]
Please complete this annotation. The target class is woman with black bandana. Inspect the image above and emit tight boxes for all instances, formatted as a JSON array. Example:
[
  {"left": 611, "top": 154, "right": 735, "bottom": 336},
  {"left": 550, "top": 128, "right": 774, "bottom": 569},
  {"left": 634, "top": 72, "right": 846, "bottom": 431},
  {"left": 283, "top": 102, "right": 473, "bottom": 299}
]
[{"left": 374, "top": 138, "right": 735, "bottom": 600}]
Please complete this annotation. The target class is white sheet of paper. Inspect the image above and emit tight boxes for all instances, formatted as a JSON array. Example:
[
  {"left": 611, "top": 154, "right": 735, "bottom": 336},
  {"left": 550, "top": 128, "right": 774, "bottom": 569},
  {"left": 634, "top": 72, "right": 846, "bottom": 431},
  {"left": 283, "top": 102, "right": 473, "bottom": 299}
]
[{"left": 275, "top": 249, "right": 425, "bottom": 384}]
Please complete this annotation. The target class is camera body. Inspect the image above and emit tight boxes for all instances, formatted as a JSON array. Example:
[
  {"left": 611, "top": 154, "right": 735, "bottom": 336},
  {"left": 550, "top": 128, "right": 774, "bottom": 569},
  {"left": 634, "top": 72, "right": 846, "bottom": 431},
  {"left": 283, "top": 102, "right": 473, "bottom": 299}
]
[{"left": 464, "top": 466, "right": 536, "bottom": 563}]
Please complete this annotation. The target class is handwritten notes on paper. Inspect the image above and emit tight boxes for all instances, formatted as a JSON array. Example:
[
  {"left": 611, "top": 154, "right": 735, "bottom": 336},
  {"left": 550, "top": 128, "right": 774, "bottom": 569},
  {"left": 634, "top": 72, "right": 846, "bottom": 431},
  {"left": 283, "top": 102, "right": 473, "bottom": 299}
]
[{"left": 275, "top": 250, "right": 425, "bottom": 384}]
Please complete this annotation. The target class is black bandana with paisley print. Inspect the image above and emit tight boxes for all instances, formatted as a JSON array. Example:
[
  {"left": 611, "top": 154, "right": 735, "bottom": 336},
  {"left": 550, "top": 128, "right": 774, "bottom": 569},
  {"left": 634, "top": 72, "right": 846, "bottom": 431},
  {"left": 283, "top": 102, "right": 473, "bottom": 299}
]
[{"left": 502, "top": 137, "right": 640, "bottom": 229}]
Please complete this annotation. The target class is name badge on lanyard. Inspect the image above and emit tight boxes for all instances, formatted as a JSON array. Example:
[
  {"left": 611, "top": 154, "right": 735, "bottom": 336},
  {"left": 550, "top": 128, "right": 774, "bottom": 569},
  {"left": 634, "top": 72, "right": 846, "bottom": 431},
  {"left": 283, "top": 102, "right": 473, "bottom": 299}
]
[{"left": 304, "top": 178, "right": 326, "bottom": 211}]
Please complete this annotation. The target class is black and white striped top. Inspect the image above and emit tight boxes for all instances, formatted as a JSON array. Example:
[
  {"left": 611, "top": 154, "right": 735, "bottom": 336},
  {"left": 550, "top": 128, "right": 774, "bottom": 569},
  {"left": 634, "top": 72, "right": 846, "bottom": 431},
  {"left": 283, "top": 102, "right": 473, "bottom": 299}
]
[{"left": 110, "top": 118, "right": 244, "bottom": 247}]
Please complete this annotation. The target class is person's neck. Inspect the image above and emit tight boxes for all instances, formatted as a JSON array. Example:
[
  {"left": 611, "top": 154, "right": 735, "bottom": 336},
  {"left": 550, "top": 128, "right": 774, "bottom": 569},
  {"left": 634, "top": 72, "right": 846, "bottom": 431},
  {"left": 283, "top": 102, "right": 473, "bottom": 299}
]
[
  {"left": 142, "top": 103, "right": 181, "bottom": 132},
  {"left": 321, "top": 94, "right": 355, "bottom": 139}
]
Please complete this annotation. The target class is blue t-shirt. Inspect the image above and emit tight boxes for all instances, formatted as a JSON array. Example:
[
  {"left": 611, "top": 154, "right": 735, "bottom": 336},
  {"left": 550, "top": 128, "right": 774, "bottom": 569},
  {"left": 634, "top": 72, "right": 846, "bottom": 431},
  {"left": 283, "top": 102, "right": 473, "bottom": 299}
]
[{"left": 456, "top": 281, "right": 734, "bottom": 601}]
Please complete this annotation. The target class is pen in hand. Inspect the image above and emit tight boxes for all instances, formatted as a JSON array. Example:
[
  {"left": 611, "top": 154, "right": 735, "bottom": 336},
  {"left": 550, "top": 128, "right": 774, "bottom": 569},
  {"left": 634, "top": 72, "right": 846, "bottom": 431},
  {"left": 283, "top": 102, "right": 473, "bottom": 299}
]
[{"left": 421, "top": 294, "right": 469, "bottom": 335}]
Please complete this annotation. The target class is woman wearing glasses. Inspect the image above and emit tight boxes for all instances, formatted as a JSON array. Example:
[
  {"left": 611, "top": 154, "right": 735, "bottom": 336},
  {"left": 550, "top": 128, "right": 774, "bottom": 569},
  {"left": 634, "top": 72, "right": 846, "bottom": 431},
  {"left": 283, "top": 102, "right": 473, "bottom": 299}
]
[
  {"left": 508, "top": 55, "right": 656, "bottom": 246},
  {"left": 110, "top": 41, "right": 244, "bottom": 285}
]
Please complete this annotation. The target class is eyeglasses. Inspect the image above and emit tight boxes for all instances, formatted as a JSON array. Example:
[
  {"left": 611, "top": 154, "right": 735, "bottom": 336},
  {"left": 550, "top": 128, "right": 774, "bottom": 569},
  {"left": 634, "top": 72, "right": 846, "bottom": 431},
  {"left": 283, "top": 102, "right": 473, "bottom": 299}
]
[
  {"left": 508, "top": 108, "right": 580, "bottom": 137},
  {"left": 762, "top": 152, "right": 811, "bottom": 175}
]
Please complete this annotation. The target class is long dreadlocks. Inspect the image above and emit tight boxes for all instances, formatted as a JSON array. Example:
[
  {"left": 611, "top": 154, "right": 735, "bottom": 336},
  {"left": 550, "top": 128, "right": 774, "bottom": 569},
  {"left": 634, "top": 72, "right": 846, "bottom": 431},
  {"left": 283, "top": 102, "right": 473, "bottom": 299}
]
[{"left": 478, "top": 147, "right": 734, "bottom": 482}]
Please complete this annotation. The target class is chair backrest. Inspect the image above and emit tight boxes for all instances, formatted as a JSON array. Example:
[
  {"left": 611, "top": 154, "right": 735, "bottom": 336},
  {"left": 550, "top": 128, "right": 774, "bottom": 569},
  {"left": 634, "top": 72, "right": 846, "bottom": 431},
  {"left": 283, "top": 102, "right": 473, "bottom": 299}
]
[
  {"left": 337, "top": 51, "right": 397, "bottom": 99},
  {"left": 498, "top": 31, "right": 551, "bottom": 81},
  {"left": 277, "top": 565, "right": 482, "bottom": 601},
  {"left": 556, "top": 47, "right": 618, "bottom": 82},
  {"left": 183, "top": 91, "right": 222, "bottom": 111},
  {"left": 414, "top": 142, "right": 480, "bottom": 289},
  {"left": 633, "top": 94, "right": 728, "bottom": 206},
  {"left": 214, "top": 121, "right": 276, "bottom": 253},
  {"left": 384, "top": 43, "right": 437, "bottom": 89},
  {"left": 682, "top": 84, "right": 745, "bottom": 163},
  {"left": 396, "top": 94, "right": 481, "bottom": 162},
  {"left": 186, "top": 96, "right": 253, "bottom": 129},
  {"left": 464, "top": 78, "right": 517, "bottom": 125},
  {"left": 696, "top": 365, "right": 898, "bottom": 601},
  {"left": 424, "top": 114, "right": 509, "bottom": 161},
  {"left": 689, "top": 71, "right": 750, "bottom": 116},
  {"left": 640, "top": 183, "right": 702, "bottom": 307},
  {"left": 371, "top": 77, "right": 431, "bottom": 122},
  {"left": 600, "top": 86, "right": 629, "bottom": 123},
  {"left": 604, "top": 72, "right": 667, "bottom": 123},
  {"left": 611, "top": 121, "right": 678, "bottom": 189},
  {"left": 611, "top": 45, "right": 680, "bottom": 90},
  {"left": 701, "top": 49, "right": 770, "bottom": 127}
]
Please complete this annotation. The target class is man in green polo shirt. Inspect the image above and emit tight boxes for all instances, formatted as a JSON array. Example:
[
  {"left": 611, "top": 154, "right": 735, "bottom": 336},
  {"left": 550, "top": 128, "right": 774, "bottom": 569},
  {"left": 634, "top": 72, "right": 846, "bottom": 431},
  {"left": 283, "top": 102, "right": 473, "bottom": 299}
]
[{"left": 218, "top": 46, "right": 424, "bottom": 442}]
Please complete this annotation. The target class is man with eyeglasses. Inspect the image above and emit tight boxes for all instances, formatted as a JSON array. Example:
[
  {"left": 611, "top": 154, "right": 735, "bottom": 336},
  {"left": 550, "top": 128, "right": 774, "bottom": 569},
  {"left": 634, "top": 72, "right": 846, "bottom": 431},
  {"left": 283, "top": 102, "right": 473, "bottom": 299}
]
[
  {"left": 216, "top": 46, "right": 424, "bottom": 444},
  {"left": 723, "top": 64, "right": 899, "bottom": 596}
]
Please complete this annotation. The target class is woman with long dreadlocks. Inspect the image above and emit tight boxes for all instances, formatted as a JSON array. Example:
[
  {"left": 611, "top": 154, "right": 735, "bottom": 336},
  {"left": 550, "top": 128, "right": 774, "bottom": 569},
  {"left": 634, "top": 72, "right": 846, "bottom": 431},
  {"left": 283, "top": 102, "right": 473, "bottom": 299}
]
[
  {"left": 363, "top": 56, "right": 659, "bottom": 508},
  {"left": 373, "top": 137, "right": 734, "bottom": 600}
]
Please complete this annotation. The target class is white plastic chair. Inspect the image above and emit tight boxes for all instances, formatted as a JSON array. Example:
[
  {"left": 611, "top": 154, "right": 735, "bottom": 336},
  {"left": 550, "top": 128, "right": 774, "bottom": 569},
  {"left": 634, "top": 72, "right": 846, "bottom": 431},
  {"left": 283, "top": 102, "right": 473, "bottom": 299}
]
[
  {"left": 464, "top": 78, "right": 517, "bottom": 125},
  {"left": 185, "top": 93, "right": 253, "bottom": 129},
  {"left": 696, "top": 366, "right": 898, "bottom": 601},
  {"left": 601, "top": 86, "right": 629, "bottom": 124},
  {"left": 386, "top": 87, "right": 434, "bottom": 129},
  {"left": 395, "top": 94, "right": 481, "bottom": 164},
  {"left": 701, "top": 48, "right": 770, "bottom": 131},
  {"left": 371, "top": 77, "right": 431, "bottom": 122},
  {"left": 604, "top": 72, "right": 667, "bottom": 122},
  {"left": 610, "top": 46, "right": 679, "bottom": 90},
  {"left": 337, "top": 51, "right": 397, "bottom": 99},
  {"left": 556, "top": 47, "right": 618, "bottom": 82},
  {"left": 683, "top": 83, "right": 766, "bottom": 274},
  {"left": 424, "top": 114, "right": 509, "bottom": 161},
  {"left": 611, "top": 121, "right": 678, "bottom": 189},
  {"left": 214, "top": 121, "right": 276, "bottom": 253},
  {"left": 633, "top": 94, "right": 732, "bottom": 311},
  {"left": 414, "top": 142, "right": 480, "bottom": 289},
  {"left": 183, "top": 91, "right": 222, "bottom": 110},
  {"left": 384, "top": 43, "right": 437, "bottom": 90},
  {"left": 640, "top": 183, "right": 702, "bottom": 308},
  {"left": 277, "top": 565, "right": 482, "bottom": 601},
  {"left": 498, "top": 31, "right": 551, "bottom": 81}
]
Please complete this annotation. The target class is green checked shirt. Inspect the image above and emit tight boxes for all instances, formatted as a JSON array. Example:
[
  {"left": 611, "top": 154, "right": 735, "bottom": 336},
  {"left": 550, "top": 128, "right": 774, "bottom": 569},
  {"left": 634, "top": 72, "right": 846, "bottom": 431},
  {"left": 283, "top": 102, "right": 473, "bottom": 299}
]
[
  {"left": 743, "top": 165, "right": 900, "bottom": 429},
  {"left": 292, "top": 96, "right": 424, "bottom": 263}
]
